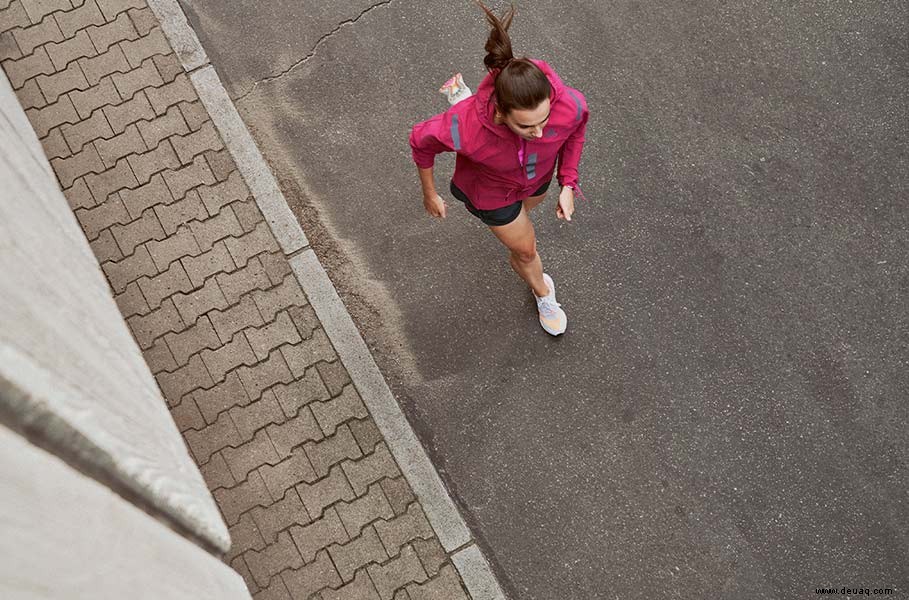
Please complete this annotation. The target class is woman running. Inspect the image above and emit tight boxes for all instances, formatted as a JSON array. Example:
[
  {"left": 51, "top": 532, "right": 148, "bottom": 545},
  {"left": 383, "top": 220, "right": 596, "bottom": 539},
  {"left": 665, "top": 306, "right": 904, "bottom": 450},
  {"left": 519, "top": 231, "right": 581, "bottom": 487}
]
[{"left": 409, "top": 1, "right": 589, "bottom": 336}]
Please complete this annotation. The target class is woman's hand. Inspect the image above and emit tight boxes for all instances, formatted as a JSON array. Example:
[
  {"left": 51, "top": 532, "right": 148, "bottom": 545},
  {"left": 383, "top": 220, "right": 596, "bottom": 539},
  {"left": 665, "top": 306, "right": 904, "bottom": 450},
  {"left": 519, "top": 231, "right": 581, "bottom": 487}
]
[
  {"left": 556, "top": 186, "right": 575, "bottom": 221},
  {"left": 423, "top": 192, "right": 448, "bottom": 219}
]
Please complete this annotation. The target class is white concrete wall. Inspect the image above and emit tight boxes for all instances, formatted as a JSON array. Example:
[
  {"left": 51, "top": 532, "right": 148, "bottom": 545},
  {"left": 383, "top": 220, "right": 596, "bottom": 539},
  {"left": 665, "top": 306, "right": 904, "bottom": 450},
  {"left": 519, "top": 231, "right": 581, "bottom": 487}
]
[
  {"left": 0, "top": 425, "right": 251, "bottom": 600},
  {"left": 0, "top": 69, "right": 230, "bottom": 558}
]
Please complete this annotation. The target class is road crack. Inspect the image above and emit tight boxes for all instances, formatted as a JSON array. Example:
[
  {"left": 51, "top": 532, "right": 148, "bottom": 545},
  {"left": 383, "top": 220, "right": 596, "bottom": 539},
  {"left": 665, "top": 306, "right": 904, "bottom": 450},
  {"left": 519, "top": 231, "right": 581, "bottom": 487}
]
[{"left": 233, "top": 0, "right": 393, "bottom": 103}]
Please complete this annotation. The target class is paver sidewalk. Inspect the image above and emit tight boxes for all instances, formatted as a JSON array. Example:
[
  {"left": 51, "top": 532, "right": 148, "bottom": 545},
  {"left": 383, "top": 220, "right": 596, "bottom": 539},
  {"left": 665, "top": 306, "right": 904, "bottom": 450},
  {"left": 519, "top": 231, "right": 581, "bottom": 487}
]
[{"left": 0, "top": 1, "right": 472, "bottom": 598}]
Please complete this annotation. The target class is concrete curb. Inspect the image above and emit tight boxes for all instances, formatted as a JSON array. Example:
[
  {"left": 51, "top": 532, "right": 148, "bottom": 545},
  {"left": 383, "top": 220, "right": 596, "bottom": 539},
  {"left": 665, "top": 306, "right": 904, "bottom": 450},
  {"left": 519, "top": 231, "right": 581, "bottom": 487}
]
[{"left": 147, "top": 1, "right": 507, "bottom": 597}]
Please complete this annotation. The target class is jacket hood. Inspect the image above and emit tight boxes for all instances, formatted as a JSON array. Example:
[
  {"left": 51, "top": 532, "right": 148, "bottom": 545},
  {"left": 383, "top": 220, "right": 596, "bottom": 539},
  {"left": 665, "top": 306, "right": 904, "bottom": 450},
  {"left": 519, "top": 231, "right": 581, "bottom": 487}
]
[{"left": 474, "top": 59, "right": 567, "bottom": 138}]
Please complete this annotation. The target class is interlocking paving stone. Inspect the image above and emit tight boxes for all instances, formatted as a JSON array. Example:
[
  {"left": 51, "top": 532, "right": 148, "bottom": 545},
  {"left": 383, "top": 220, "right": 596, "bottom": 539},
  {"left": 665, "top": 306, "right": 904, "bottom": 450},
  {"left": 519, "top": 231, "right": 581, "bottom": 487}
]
[
  {"left": 246, "top": 310, "right": 302, "bottom": 362},
  {"left": 266, "top": 404, "right": 322, "bottom": 459},
  {"left": 170, "top": 118, "right": 223, "bottom": 164},
  {"left": 0, "top": 30, "right": 19, "bottom": 62},
  {"left": 315, "top": 359, "right": 351, "bottom": 398},
  {"left": 349, "top": 417, "right": 384, "bottom": 455},
  {"left": 367, "top": 544, "right": 428, "bottom": 600},
  {"left": 226, "top": 220, "right": 280, "bottom": 270},
  {"left": 126, "top": 5, "right": 155, "bottom": 37},
  {"left": 62, "top": 177, "right": 94, "bottom": 209},
  {"left": 198, "top": 169, "right": 249, "bottom": 215},
  {"left": 395, "top": 590, "right": 412, "bottom": 600},
  {"left": 289, "top": 507, "right": 349, "bottom": 564},
  {"left": 406, "top": 565, "right": 469, "bottom": 600},
  {"left": 305, "top": 423, "right": 362, "bottom": 479},
  {"left": 374, "top": 502, "right": 435, "bottom": 560},
  {"left": 154, "top": 352, "right": 212, "bottom": 404},
  {"left": 114, "top": 280, "right": 149, "bottom": 318},
  {"left": 3, "top": 45, "right": 53, "bottom": 87},
  {"left": 86, "top": 10, "right": 137, "bottom": 52},
  {"left": 329, "top": 524, "right": 389, "bottom": 583},
  {"left": 119, "top": 24, "right": 169, "bottom": 68},
  {"left": 252, "top": 580, "right": 290, "bottom": 600},
  {"left": 35, "top": 59, "right": 88, "bottom": 102},
  {"left": 137, "top": 102, "right": 187, "bottom": 148},
  {"left": 110, "top": 204, "right": 164, "bottom": 255},
  {"left": 202, "top": 147, "right": 234, "bottom": 182},
  {"left": 150, "top": 46, "right": 182, "bottom": 82},
  {"left": 295, "top": 464, "right": 355, "bottom": 522},
  {"left": 183, "top": 410, "right": 241, "bottom": 466},
  {"left": 250, "top": 487, "right": 310, "bottom": 545},
  {"left": 124, "top": 292, "right": 184, "bottom": 347},
  {"left": 212, "top": 470, "right": 272, "bottom": 526},
  {"left": 55, "top": 0, "right": 105, "bottom": 37},
  {"left": 222, "top": 428, "right": 280, "bottom": 481},
  {"left": 109, "top": 54, "right": 161, "bottom": 98},
  {"left": 171, "top": 273, "right": 228, "bottom": 323},
  {"left": 84, "top": 155, "right": 137, "bottom": 202},
  {"left": 143, "top": 337, "right": 176, "bottom": 374},
  {"left": 95, "top": 0, "right": 145, "bottom": 21},
  {"left": 78, "top": 43, "right": 129, "bottom": 85},
  {"left": 245, "top": 530, "right": 304, "bottom": 589},
  {"left": 50, "top": 140, "right": 104, "bottom": 187},
  {"left": 178, "top": 97, "right": 207, "bottom": 130},
  {"left": 94, "top": 121, "right": 147, "bottom": 167},
  {"left": 60, "top": 104, "right": 111, "bottom": 152},
  {"left": 128, "top": 138, "right": 179, "bottom": 183},
  {"left": 181, "top": 239, "right": 236, "bottom": 287},
  {"left": 272, "top": 368, "right": 330, "bottom": 418},
  {"left": 162, "top": 152, "right": 214, "bottom": 200},
  {"left": 77, "top": 191, "right": 130, "bottom": 240},
  {"left": 146, "top": 224, "right": 200, "bottom": 271},
  {"left": 379, "top": 477, "right": 417, "bottom": 518},
  {"left": 209, "top": 294, "right": 264, "bottom": 344},
  {"left": 87, "top": 226, "right": 122, "bottom": 263},
  {"left": 321, "top": 569, "right": 381, "bottom": 600},
  {"left": 280, "top": 549, "right": 341, "bottom": 600},
  {"left": 12, "top": 12, "right": 62, "bottom": 54},
  {"left": 342, "top": 442, "right": 400, "bottom": 497},
  {"left": 168, "top": 394, "right": 205, "bottom": 432},
  {"left": 162, "top": 314, "right": 218, "bottom": 366},
  {"left": 411, "top": 537, "right": 448, "bottom": 578},
  {"left": 228, "top": 388, "right": 284, "bottom": 442},
  {"left": 144, "top": 70, "right": 196, "bottom": 115},
  {"left": 252, "top": 275, "right": 307, "bottom": 323},
  {"left": 137, "top": 258, "right": 193, "bottom": 308},
  {"left": 0, "top": 1, "right": 30, "bottom": 33},
  {"left": 216, "top": 255, "right": 272, "bottom": 305},
  {"left": 69, "top": 75, "right": 119, "bottom": 118},
  {"left": 102, "top": 239, "right": 157, "bottom": 292},
  {"left": 19, "top": 0, "right": 70, "bottom": 23},
  {"left": 311, "top": 384, "right": 368, "bottom": 437},
  {"left": 102, "top": 87, "right": 153, "bottom": 133},
  {"left": 200, "top": 331, "right": 256, "bottom": 383},
  {"left": 287, "top": 304, "right": 320, "bottom": 340},
  {"left": 226, "top": 511, "right": 266, "bottom": 556},
  {"left": 282, "top": 328, "right": 337, "bottom": 378},
  {"left": 46, "top": 29, "right": 97, "bottom": 71},
  {"left": 258, "top": 446, "right": 318, "bottom": 501},
  {"left": 231, "top": 197, "right": 265, "bottom": 234},
  {"left": 337, "top": 482, "right": 394, "bottom": 539},
  {"left": 190, "top": 204, "right": 243, "bottom": 251},
  {"left": 25, "top": 93, "right": 77, "bottom": 136},
  {"left": 15, "top": 76, "right": 46, "bottom": 109},
  {"left": 193, "top": 370, "right": 250, "bottom": 424}
]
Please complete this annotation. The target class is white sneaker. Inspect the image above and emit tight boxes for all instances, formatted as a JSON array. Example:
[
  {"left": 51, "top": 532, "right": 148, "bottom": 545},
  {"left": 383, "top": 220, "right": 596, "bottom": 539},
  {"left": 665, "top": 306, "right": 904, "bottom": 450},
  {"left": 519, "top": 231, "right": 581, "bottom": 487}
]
[
  {"left": 439, "top": 73, "right": 473, "bottom": 105},
  {"left": 535, "top": 273, "right": 567, "bottom": 336}
]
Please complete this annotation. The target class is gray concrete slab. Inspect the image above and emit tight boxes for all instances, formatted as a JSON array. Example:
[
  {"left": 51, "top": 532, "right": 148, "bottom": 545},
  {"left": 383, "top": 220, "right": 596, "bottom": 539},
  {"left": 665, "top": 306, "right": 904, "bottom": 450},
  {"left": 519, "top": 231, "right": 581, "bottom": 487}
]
[{"left": 179, "top": 0, "right": 909, "bottom": 597}]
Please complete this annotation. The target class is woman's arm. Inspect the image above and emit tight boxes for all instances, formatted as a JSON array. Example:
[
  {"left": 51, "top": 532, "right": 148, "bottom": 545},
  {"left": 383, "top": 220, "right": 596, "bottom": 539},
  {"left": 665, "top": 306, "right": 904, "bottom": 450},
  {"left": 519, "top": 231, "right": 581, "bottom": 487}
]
[
  {"left": 556, "top": 91, "right": 590, "bottom": 193},
  {"left": 418, "top": 166, "right": 447, "bottom": 218}
]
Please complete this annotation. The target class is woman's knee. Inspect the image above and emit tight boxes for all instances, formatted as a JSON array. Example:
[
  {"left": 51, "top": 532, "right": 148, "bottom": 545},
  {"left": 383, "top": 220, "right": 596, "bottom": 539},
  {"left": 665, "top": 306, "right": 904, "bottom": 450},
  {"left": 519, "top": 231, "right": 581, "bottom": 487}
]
[{"left": 510, "top": 245, "right": 538, "bottom": 264}]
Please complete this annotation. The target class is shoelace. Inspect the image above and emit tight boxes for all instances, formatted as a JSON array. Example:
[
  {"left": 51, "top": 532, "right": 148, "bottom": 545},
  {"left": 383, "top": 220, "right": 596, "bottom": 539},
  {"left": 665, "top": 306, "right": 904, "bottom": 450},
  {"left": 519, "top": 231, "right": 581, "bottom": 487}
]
[{"left": 537, "top": 296, "right": 562, "bottom": 318}]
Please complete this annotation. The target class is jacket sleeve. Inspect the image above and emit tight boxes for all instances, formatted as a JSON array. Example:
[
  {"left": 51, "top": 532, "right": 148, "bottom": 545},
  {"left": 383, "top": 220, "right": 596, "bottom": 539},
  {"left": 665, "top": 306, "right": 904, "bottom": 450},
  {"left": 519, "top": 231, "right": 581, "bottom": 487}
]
[
  {"left": 556, "top": 90, "right": 589, "bottom": 190},
  {"left": 409, "top": 111, "right": 456, "bottom": 169}
]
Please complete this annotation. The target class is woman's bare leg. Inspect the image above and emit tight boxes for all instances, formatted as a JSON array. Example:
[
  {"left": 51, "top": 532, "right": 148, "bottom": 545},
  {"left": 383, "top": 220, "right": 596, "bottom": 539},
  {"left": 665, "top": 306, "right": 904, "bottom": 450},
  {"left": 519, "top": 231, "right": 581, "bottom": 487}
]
[
  {"left": 489, "top": 208, "right": 549, "bottom": 297},
  {"left": 523, "top": 192, "right": 547, "bottom": 213}
]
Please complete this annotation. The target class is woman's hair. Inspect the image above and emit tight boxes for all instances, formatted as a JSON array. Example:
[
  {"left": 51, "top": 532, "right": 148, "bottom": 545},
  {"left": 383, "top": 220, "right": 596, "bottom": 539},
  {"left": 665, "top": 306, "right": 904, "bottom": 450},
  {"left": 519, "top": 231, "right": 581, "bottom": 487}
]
[{"left": 475, "top": 1, "right": 551, "bottom": 115}]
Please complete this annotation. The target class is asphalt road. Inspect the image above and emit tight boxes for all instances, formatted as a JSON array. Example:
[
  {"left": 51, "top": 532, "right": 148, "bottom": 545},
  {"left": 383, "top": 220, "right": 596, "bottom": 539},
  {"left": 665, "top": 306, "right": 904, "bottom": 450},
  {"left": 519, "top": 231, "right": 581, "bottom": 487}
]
[{"left": 179, "top": 1, "right": 909, "bottom": 598}]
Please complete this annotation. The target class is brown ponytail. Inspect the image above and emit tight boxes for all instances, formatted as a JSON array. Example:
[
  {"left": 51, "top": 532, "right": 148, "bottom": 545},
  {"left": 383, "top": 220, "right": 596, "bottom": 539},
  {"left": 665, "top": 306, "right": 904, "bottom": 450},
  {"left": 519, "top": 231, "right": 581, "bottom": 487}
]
[{"left": 475, "top": 1, "right": 551, "bottom": 115}]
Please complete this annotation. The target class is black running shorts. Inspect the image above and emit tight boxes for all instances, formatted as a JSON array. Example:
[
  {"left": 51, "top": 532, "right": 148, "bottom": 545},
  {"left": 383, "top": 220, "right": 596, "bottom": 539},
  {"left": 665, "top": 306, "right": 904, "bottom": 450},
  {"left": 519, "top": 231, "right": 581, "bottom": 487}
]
[{"left": 449, "top": 179, "right": 552, "bottom": 227}]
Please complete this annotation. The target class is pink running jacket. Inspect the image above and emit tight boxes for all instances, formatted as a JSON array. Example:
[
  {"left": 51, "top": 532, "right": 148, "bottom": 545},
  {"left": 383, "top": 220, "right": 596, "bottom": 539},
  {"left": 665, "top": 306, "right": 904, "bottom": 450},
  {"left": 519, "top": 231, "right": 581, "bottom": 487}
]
[{"left": 410, "top": 59, "right": 589, "bottom": 210}]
